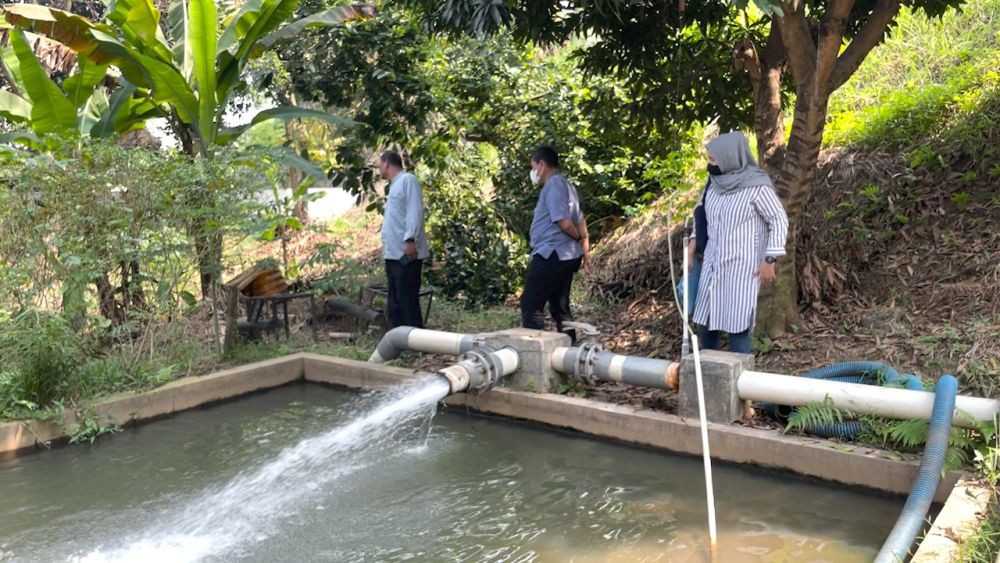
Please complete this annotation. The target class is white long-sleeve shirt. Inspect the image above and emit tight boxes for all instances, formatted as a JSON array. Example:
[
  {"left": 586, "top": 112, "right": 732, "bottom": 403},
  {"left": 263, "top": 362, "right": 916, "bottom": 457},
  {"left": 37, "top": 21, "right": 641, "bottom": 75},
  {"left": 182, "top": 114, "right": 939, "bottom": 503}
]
[
  {"left": 692, "top": 183, "right": 788, "bottom": 333},
  {"left": 381, "top": 172, "right": 430, "bottom": 260}
]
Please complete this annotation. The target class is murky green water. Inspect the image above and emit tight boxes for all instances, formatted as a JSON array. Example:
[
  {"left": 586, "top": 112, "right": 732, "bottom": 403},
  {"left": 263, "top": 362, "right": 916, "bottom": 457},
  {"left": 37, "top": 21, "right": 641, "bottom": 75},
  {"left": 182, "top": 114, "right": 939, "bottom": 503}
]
[{"left": 0, "top": 383, "right": 902, "bottom": 562}]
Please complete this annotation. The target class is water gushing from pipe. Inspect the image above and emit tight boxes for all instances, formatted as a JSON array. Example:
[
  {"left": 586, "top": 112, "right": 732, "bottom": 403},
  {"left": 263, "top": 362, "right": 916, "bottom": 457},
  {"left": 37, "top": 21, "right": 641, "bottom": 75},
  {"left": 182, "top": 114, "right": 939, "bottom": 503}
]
[{"left": 78, "top": 377, "right": 450, "bottom": 563}]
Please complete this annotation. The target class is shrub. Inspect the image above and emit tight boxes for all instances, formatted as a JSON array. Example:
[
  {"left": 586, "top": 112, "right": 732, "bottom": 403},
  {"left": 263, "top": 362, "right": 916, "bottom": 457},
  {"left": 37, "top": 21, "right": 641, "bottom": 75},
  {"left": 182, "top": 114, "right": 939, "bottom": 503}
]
[{"left": 0, "top": 310, "right": 84, "bottom": 408}]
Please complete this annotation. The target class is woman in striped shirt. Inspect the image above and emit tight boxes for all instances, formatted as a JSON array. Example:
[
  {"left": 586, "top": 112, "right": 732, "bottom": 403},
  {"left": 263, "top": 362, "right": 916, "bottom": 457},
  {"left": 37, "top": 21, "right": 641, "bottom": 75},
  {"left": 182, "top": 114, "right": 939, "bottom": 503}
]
[{"left": 687, "top": 132, "right": 789, "bottom": 354}]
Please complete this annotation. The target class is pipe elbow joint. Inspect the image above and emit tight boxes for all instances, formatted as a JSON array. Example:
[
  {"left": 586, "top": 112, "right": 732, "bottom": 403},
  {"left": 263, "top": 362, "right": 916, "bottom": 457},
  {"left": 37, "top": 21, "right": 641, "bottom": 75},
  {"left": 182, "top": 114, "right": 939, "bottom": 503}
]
[{"left": 368, "top": 326, "right": 415, "bottom": 363}]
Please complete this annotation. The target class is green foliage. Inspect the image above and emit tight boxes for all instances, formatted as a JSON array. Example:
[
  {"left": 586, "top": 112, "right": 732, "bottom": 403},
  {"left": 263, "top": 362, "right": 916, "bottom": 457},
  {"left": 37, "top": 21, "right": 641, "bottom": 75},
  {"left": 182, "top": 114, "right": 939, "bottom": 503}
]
[
  {"left": 784, "top": 396, "right": 848, "bottom": 433},
  {"left": 276, "top": 4, "right": 710, "bottom": 304},
  {"left": 785, "top": 395, "right": 994, "bottom": 472},
  {"left": 556, "top": 378, "right": 587, "bottom": 398},
  {"left": 0, "top": 137, "right": 262, "bottom": 317},
  {"left": 960, "top": 505, "right": 1000, "bottom": 562},
  {"left": 0, "top": 137, "right": 286, "bottom": 419},
  {"left": 0, "top": 310, "right": 83, "bottom": 408},
  {"left": 67, "top": 408, "right": 120, "bottom": 444},
  {"left": 422, "top": 142, "right": 526, "bottom": 306},
  {"left": 826, "top": 0, "right": 1000, "bottom": 157},
  {"left": 2, "top": 0, "right": 362, "bottom": 156}
]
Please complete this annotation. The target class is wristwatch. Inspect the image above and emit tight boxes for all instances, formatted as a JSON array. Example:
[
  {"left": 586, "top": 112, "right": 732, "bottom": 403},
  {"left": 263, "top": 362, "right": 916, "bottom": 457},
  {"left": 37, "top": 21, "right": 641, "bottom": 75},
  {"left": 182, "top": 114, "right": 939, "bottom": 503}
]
[{"left": 764, "top": 256, "right": 777, "bottom": 264}]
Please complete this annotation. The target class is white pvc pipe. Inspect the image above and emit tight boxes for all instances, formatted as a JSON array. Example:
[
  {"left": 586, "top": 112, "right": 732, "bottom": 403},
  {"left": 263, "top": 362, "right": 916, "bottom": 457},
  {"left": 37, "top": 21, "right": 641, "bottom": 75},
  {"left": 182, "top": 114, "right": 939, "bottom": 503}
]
[
  {"left": 691, "top": 335, "right": 718, "bottom": 550},
  {"left": 493, "top": 347, "right": 521, "bottom": 376},
  {"left": 368, "top": 327, "right": 473, "bottom": 363},
  {"left": 407, "top": 329, "right": 468, "bottom": 355},
  {"left": 739, "top": 370, "right": 1000, "bottom": 429}
]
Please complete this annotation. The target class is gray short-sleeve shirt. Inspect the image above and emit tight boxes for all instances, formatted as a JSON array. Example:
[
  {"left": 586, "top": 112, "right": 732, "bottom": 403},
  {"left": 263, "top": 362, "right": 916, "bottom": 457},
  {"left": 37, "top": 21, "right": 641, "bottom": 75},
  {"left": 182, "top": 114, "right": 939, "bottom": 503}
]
[{"left": 528, "top": 174, "right": 583, "bottom": 261}]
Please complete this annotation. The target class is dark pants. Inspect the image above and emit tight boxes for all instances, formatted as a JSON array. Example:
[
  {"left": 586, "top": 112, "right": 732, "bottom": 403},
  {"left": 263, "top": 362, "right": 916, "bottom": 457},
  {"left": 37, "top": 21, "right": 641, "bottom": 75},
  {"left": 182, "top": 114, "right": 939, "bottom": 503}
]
[
  {"left": 385, "top": 259, "right": 423, "bottom": 329},
  {"left": 698, "top": 325, "right": 752, "bottom": 354},
  {"left": 520, "top": 253, "right": 582, "bottom": 340}
]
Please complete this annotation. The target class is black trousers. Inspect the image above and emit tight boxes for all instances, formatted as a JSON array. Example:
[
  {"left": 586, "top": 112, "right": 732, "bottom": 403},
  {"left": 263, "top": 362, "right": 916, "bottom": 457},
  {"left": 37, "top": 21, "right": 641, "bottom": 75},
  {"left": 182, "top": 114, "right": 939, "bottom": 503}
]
[
  {"left": 385, "top": 259, "right": 424, "bottom": 329},
  {"left": 520, "top": 253, "right": 582, "bottom": 339}
]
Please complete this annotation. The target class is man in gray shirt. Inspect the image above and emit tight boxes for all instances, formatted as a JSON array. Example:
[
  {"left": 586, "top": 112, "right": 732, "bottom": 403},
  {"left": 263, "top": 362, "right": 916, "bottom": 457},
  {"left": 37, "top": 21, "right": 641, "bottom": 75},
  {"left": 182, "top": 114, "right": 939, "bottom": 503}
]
[
  {"left": 379, "top": 150, "right": 430, "bottom": 328},
  {"left": 521, "top": 146, "right": 591, "bottom": 343}
]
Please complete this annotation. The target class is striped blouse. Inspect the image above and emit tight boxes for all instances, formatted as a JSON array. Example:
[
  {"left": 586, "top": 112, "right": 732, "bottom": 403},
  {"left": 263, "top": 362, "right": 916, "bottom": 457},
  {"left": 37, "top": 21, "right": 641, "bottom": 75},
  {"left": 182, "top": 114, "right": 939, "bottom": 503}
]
[{"left": 692, "top": 183, "right": 789, "bottom": 333}]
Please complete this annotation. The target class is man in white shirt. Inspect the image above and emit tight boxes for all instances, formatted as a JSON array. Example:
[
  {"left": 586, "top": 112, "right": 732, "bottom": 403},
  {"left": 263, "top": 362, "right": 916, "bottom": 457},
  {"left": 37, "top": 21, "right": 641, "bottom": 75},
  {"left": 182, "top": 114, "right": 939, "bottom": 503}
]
[{"left": 379, "top": 150, "right": 430, "bottom": 328}]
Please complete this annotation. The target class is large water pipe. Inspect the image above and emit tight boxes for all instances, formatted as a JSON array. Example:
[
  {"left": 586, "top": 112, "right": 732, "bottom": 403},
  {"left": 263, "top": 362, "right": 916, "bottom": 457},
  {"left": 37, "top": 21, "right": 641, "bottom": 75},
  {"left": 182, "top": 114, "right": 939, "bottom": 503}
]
[
  {"left": 875, "top": 375, "right": 958, "bottom": 562},
  {"left": 436, "top": 347, "right": 520, "bottom": 395},
  {"left": 369, "top": 327, "right": 475, "bottom": 363},
  {"left": 550, "top": 345, "right": 680, "bottom": 390},
  {"left": 738, "top": 370, "right": 997, "bottom": 429}
]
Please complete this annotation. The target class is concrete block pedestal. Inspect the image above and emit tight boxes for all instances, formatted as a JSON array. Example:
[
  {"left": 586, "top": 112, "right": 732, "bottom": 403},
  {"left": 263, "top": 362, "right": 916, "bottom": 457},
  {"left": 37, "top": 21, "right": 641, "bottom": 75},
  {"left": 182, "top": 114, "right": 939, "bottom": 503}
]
[
  {"left": 679, "top": 350, "right": 753, "bottom": 423},
  {"left": 480, "top": 328, "right": 571, "bottom": 393}
]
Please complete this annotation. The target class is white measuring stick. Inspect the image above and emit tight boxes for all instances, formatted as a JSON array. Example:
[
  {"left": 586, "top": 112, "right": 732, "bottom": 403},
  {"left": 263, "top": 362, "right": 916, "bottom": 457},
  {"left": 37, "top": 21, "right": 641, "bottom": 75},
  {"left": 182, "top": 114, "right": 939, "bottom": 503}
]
[
  {"left": 682, "top": 236, "right": 690, "bottom": 357},
  {"left": 691, "top": 334, "right": 718, "bottom": 550}
]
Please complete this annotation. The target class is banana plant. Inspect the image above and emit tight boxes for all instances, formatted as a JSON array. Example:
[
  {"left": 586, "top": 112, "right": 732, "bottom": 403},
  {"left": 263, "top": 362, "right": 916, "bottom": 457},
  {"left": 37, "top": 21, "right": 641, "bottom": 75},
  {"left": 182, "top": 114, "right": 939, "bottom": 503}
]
[
  {"left": 1, "top": 0, "right": 374, "bottom": 157},
  {"left": 0, "top": 28, "right": 160, "bottom": 141}
]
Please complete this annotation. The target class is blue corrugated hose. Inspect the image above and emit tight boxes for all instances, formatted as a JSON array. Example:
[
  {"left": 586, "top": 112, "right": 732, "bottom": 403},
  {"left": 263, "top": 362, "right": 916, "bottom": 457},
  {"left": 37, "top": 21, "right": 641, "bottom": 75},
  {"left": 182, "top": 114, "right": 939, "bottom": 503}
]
[{"left": 875, "top": 374, "right": 958, "bottom": 562}]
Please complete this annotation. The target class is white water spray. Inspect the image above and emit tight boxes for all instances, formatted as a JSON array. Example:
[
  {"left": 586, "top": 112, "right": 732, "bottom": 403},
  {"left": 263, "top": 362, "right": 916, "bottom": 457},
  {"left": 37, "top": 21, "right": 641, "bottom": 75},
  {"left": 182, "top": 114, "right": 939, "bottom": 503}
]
[{"left": 80, "top": 377, "right": 450, "bottom": 563}]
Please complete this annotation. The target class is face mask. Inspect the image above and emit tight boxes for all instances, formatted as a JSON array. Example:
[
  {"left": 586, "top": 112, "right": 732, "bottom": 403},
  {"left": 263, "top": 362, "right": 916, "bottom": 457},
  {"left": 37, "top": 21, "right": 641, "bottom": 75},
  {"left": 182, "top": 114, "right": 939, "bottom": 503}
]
[
  {"left": 706, "top": 164, "right": 723, "bottom": 176},
  {"left": 530, "top": 168, "right": 542, "bottom": 185}
]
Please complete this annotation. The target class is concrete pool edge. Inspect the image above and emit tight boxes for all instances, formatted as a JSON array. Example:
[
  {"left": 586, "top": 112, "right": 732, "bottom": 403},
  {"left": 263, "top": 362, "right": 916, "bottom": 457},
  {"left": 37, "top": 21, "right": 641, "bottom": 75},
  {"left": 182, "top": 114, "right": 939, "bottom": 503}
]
[
  {"left": 1, "top": 351, "right": 984, "bottom": 556},
  {"left": 0, "top": 355, "right": 302, "bottom": 455},
  {"left": 911, "top": 476, "right": 993, "bottom": 562}
]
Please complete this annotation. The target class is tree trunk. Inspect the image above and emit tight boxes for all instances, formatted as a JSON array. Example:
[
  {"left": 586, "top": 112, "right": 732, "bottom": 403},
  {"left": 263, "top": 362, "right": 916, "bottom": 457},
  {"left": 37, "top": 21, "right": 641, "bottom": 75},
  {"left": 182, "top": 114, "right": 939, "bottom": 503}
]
[
  {"left": 196, "top": 231, "right": 223, "bottom": 300},
  {"left": 746, "top": 0, "right": 902, "bottom": 336},
  {"left": 755, "top": 91, "right": 830, "bottom": 336},
  {"left": 96, "top": 272, "right": 123, "bottom": 325},
  {"left": 736, "top": 23, "right": 789, "bottom": 176},
  {"left": 286, "top": 121, "right": 309, "bottom": 223},
  {"left": 753, "top": 68, "right": 786, "bottom": 176},
  {"left": 291, "top": 166, "right": 309, "bottom": 222}
]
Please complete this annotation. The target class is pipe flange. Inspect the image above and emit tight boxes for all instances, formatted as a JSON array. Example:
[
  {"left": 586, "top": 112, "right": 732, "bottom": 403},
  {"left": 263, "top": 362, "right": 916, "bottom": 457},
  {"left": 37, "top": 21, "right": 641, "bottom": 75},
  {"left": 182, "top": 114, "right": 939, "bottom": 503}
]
[
  {"left": 574, "top": 341, "right": 603, "bottom": 386},
  {"left": 459, "top": 346, "right": 502, "bottom": 394}
]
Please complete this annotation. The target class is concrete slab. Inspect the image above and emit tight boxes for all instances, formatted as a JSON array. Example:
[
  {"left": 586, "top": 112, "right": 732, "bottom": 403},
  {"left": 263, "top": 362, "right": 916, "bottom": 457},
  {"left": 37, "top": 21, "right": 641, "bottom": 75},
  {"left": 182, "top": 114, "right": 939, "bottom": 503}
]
[
  {"left": 679, "top": 350, "right": 752, "bottom": 424},
  {"left": 301, "top": 353, "right": 420, "bottom": 389},
  {"left": 480, "top": 328, "right": 571, "bottom": 393}
]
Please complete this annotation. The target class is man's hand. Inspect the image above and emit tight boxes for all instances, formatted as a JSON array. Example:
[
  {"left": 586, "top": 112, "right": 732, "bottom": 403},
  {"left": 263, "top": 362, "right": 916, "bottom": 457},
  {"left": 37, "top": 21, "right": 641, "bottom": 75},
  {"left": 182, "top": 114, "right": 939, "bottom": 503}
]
[
  {"left": 404, "top": 240, "right": 418, "bottom": 260},
  {"left": 752, "top": 262, "right": 776, "bottom": 285},
  {"left": 582, "top": 251, "right": 592, "bottom": 273}
]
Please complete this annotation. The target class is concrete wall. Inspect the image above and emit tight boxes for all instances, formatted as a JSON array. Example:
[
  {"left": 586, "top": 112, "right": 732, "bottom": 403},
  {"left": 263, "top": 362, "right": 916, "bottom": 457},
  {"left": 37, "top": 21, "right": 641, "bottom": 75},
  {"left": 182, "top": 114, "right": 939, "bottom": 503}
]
[
  {"left": 2, "top": 352, "right": 961, "bottom": 502},
  {"left": 0, "top": 356, "right": 301, "bottom": 455},
  {"left": 1, "top": 352, "right": 979, "bottom": 549}
]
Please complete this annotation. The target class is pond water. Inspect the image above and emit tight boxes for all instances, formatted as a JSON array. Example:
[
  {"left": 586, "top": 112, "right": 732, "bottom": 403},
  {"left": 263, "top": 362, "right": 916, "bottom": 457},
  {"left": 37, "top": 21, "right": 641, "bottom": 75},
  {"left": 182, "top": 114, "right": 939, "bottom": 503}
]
[{"left": 0, "top": 382, "right": 902, "bottom": 562}]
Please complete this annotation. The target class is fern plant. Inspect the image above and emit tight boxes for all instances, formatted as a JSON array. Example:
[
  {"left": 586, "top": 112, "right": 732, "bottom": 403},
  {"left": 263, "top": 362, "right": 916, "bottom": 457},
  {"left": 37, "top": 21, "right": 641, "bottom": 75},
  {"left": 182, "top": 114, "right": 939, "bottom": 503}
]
[
  {"left": 784, "top": 396, "right": 994, "bottom": 472},
  {"left": 783, "top": 396, "right": 848, "bottom": 433}
]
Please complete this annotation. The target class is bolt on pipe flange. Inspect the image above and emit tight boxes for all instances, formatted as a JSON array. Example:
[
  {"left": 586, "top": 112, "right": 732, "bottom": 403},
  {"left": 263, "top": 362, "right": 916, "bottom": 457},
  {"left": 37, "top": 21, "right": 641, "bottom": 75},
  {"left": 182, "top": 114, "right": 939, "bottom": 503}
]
[
  {"left": 459, "top": 347, "right": 506, "bottom": 394},
  {"left": 574, "top": 341, "right": 604, "bottom": 385},
  {"left": 436, "top": 345, "right": 516, "bottom": 395}
]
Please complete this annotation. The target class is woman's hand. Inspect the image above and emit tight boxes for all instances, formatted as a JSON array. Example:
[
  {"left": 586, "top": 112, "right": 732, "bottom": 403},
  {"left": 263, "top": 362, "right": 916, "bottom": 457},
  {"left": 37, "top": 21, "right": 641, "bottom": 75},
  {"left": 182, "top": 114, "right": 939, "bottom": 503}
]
[{"left": 753, "top": 262, "right": 776, "bottom": 285}]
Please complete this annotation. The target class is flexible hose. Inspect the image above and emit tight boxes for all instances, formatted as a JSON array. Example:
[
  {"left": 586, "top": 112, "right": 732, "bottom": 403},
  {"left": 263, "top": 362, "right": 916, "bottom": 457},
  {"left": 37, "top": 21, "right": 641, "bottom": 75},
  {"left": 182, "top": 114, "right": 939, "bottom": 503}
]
[{"left": 875, "top": 375, "right": 958, "bottom": 562}]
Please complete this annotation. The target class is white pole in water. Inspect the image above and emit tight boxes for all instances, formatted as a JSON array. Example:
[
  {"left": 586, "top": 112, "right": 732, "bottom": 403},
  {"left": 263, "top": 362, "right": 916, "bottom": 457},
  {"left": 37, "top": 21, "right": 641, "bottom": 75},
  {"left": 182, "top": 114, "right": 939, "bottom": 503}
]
[
  {"left": 691, "top": 334, "right": 718, "bottom": 552},
  {"left": 681, "top": 234, "right": 691, "bottom": 358}
]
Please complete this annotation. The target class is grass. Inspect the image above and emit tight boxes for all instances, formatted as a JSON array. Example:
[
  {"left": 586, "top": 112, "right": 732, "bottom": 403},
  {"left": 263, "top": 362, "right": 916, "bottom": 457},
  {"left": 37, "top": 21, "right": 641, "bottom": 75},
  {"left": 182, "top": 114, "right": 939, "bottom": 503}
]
[
  {"left": 961, "top": 493, "right": 1000, "bottom": 562},
  {"left": 826, "top": 0, "right": 1000, "bottom": 153}
]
